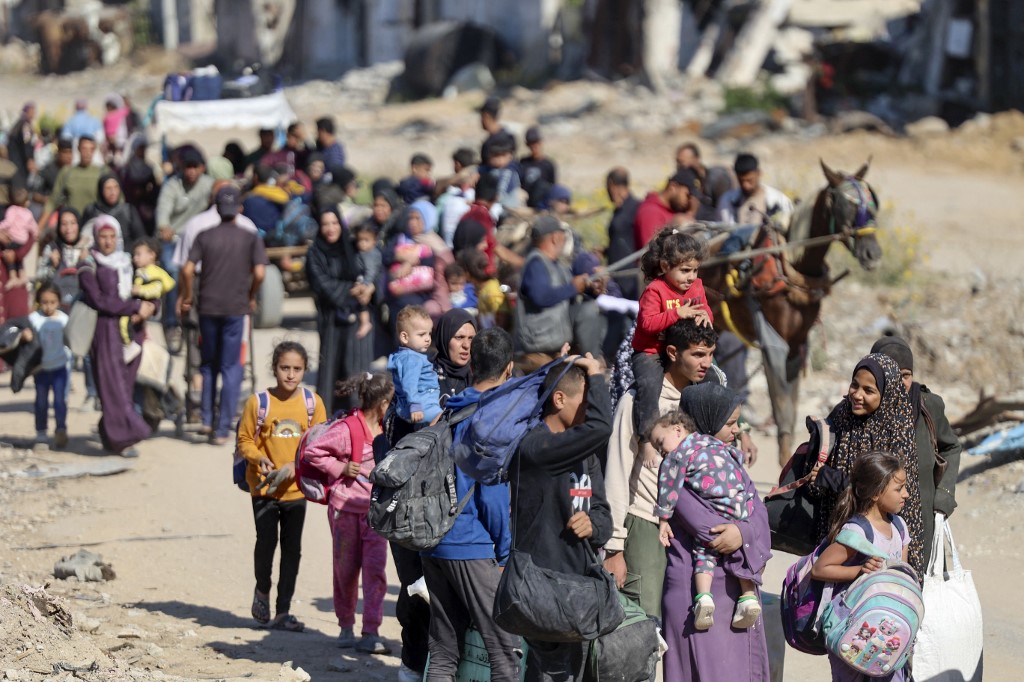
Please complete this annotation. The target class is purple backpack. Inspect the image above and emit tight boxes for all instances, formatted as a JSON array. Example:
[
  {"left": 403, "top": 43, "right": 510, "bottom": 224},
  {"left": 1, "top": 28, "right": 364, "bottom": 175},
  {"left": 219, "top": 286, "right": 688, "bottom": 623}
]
[{"left": 780, "top": 515, "right": 880, "bottom": 655}]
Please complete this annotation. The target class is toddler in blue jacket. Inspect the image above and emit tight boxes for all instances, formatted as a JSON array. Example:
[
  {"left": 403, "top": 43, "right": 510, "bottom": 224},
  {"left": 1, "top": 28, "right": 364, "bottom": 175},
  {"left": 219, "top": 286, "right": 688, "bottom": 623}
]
[{"left": 386, "top": 305, "right": 442, "bottom": 425}]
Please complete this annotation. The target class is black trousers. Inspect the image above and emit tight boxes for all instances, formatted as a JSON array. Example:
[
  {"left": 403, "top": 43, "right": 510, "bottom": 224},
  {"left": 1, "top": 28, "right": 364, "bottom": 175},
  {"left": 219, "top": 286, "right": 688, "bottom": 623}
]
[
  {"left": 422, "top": 556, "right": 521, "bottom": 682},
  {"left": 252, "top": 496, "right": 306, "bottom": 615},
  {"left": 392, "top": 542, "right": 431, "bottom": 673},
  {"left": 525, "top": 639, "right": 589, "bottom": 682}
]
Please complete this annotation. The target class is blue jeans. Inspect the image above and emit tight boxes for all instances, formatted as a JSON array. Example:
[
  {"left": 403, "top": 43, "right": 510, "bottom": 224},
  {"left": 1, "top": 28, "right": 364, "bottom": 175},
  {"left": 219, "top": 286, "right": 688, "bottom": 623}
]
[
  {"left": 35, "top": 367, "right": 69, "bottom": 433},
  {"left": 160, "top": 240, "right": 180, "bottom": 328},
  {"left": 82, "top": 354, "right": 97, "bottom": 399},
  {"left": 199, "top": 314, "right": 245, "bottom": 438}
]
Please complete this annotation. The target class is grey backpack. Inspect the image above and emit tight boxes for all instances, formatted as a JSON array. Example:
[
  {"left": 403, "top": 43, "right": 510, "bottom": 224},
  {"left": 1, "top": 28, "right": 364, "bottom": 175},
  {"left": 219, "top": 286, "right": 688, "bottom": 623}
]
[{"left": 368, "top": 406, "right": 476, "bottom": 551}]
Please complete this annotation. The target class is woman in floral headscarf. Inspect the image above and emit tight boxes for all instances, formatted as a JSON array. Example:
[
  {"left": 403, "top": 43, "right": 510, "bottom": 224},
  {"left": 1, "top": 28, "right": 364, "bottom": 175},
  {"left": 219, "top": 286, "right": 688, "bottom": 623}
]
[{"left": 809, "top": 352, "right": 924, "bottom": 574}]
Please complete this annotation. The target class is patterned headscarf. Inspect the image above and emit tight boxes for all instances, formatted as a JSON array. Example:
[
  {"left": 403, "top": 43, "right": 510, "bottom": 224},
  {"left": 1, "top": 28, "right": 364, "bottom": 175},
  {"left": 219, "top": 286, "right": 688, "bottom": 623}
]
[{"left": 819, "top": 352, "right": 923, "bottom": 574}]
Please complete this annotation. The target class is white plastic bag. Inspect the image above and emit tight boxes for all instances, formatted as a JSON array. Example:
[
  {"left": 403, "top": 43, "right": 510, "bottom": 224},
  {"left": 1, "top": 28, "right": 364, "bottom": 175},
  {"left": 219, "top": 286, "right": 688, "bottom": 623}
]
[{"left": 914, "top": 513, "right": 983, "bottom": 682}]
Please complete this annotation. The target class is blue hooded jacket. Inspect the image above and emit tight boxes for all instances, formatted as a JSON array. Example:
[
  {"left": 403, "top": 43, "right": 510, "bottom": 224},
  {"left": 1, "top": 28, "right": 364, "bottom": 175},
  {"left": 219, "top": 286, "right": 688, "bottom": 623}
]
[{"left": 421, "top": 387, "right": 512, "bottom": 565}]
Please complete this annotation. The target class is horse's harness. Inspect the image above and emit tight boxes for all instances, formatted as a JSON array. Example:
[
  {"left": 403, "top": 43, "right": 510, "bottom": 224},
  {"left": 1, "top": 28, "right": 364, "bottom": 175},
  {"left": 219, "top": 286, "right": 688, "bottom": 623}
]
[
  {"left": 826, "top": 176, "right": 878, "bottom": 242},
  {"left": 718, "top": 176, "right": 877, "bottom": 347}
]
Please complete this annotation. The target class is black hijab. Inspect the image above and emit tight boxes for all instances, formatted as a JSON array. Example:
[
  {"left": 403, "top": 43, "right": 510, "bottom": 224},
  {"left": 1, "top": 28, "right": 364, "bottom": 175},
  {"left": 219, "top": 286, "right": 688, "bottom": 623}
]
[
  {"left": 680, "top": 383, "right": 743, "bottom": 436},
  {"left": 95, "top": 173, "right": 123, "bottom": 211},
  {"left": 56, "top": 208, "right": 83, "bottom": 246},
  {"left": 432, "top": 308, "right": 476, "bottom": 386},
  {"left": 452, "top": 218, "right": 487, "bottom": 254},
  {"left": 310, "top": 207, "right": 359, "bottom": 281}
]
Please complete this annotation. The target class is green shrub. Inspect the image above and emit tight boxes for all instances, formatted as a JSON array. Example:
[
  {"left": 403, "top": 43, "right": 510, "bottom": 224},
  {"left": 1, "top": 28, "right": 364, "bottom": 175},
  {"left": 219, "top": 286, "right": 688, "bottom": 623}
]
[{"left": 723, "top": 83, "right": 787, "bottom": 114}]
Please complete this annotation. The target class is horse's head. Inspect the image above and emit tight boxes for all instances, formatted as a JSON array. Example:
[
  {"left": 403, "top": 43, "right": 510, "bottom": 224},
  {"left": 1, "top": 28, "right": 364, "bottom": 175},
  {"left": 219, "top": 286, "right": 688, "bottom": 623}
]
[{"left": 820, "top": 159, "right": 882, "bottom": 271}]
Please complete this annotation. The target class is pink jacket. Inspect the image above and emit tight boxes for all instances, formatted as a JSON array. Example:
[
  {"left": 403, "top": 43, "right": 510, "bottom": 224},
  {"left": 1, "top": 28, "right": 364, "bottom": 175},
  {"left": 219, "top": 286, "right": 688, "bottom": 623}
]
[{"left": 302, "top": 413, "right": 376, "bottom": 514}]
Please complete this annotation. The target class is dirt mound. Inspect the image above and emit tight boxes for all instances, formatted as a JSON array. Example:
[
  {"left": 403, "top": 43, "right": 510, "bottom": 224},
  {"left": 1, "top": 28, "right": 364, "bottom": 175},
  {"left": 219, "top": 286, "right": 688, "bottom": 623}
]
[{"left": 0, "top": 583, "right": 110, "bottom": 675}]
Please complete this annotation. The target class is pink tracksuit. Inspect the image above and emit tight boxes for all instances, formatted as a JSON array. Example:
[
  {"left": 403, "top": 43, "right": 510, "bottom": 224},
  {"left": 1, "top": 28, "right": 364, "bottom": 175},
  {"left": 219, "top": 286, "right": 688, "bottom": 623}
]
[{"left": 303, "top": 412, "right": 388, "bottom": 634}]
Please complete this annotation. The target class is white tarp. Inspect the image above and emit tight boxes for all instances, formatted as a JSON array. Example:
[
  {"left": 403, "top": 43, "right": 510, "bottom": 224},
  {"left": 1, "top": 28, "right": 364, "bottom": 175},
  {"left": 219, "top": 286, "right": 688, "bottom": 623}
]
[
  {"left": 154, "top": 91, "right": 297, "bottom": 133},
  {"left": 788, "top": 0, "right": 922, "bottom": 28}
]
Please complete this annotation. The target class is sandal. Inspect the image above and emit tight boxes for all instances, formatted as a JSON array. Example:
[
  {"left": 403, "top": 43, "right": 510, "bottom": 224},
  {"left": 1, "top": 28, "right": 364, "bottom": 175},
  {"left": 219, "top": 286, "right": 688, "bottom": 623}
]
[
  {"left": 271, "top": 614, "right": 305, "bottom": 632},
  {"left": 251, "top": 590, "right": 270, "bottom": 624}
]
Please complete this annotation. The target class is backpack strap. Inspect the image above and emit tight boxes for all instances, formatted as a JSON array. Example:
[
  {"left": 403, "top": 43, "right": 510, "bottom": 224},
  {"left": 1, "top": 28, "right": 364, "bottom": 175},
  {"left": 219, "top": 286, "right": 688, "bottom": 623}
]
[
  {"left": 890, "top": 514, "right": 908, "bottom": 545},
  {"left": 765, "top": 416, "right": 831, "bottom": 498},
  {"left": 255, "top": 391, "right": 271, "bottom": 433},
  {"left": 836, "top": 516, "right": 888, "bottom": 562},
  {"left": 342, "top": 410, "right": 371, "bottom": 466},
  {"left": 445, "top": 405, "right": 479, "bottom": 516},
  {"left": 301, "top": 387, "right": 316, "bottom": 427}
]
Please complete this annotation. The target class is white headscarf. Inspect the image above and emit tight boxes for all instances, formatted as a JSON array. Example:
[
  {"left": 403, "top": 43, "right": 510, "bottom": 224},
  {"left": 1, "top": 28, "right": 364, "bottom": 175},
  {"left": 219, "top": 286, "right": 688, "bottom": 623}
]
[{"left": 91, "top": 215, "right": 134, "bottom": 300}]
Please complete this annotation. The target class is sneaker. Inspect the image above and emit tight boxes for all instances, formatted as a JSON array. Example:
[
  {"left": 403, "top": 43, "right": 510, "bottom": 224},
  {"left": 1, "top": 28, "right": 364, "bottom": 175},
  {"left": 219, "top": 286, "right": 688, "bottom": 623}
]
[
  {"left": 121, "top": 448, "right": 140, "bottom": 458},
  {"left": 397, "top": 664, "right": 420, "bottom": 682},
  {"left": 355, "top": 634, "right": 391, "bottom": 655},
  {"left": 693, "top": 593, "right": 715, "bottom": 631},
  {"left": 54, "top": 430, "right": 68, "bottom": 449},
  {"left": 731, "top": 596, "right": 762, "bottom": 629},
  {"left": 32, "top": 432, "right": 49, "bottom": 450},
  {"left": 336, "top": 628, "right": 356, "bottom": 648},
  {"left": 123, "top": 341, "right": 142, "bottom": 364}
]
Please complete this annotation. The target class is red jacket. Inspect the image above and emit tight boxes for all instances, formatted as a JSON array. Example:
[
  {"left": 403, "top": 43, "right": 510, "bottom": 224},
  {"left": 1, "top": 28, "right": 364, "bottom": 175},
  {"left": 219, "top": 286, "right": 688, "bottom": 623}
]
[
  {"left": 632, "top": 277, "right": 714, "bottom": 354},
  {"left": 633, "top": 191, "right": 676, "bottom": 249}
]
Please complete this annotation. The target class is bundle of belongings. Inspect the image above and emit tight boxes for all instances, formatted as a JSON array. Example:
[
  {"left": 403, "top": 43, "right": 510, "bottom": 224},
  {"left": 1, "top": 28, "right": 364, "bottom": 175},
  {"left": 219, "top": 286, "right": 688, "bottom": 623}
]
[{"left": 0, "top": 316, "right": 41, "bottom": 393}]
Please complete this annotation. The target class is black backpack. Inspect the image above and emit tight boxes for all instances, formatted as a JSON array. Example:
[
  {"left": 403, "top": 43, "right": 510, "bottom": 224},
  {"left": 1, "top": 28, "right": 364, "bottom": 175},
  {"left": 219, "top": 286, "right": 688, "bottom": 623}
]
[{"left": 368, "top": 406, "right": 476, "bottom": 551}]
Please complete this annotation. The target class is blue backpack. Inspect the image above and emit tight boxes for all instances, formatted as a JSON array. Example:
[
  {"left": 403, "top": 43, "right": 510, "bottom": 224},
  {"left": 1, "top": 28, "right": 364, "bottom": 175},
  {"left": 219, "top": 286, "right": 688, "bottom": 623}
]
[
  {"left": 270, "top": 198, "right": 318, "bottom": 247},
  {"left": 451, "top": 357, "right": 579, "bottom": 484}
]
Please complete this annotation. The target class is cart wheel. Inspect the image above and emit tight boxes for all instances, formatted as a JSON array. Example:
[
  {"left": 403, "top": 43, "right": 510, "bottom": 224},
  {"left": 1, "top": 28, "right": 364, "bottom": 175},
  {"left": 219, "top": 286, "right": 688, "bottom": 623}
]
[{"left": 254, "top": 264, "right": 284, "bottom": 329}]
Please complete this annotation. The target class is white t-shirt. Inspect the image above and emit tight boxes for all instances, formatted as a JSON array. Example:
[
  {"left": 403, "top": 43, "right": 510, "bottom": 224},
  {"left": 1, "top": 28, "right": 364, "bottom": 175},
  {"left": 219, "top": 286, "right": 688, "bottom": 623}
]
[{"left": 29, "top": 310, "right": 70, "bottom": 371}]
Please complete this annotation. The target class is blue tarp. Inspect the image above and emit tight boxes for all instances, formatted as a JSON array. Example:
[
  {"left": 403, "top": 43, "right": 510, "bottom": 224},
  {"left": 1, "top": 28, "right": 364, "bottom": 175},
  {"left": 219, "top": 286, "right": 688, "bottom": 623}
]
[{"left": 968, "top": 422, "right": 1024, "bottom": 457}]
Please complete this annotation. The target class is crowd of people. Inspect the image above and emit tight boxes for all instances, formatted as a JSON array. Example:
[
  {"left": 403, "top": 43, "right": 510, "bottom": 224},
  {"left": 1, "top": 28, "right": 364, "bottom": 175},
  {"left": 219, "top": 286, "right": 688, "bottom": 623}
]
[{"left": 0, "top": 93, "right": 963, "bottom": 682}]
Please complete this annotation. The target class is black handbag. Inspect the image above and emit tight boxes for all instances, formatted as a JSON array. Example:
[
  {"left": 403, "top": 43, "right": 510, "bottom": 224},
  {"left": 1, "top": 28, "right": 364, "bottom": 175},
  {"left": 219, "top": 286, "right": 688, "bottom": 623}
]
[
  {"left": 586, "top": 575, "right": 661, "bottom": 682},
  {"left": 493, "top": 546, "right": 624, "bottom": 643},
  {"left": 764, "top": 416, "right": 833, "bottom": 556}
]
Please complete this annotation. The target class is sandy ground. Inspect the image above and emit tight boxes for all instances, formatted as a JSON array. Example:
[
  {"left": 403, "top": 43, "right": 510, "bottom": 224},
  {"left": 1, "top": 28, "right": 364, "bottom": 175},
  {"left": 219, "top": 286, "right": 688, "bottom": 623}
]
[{"left": 2, "top": 69, "right": 1023, "bottom": 680}]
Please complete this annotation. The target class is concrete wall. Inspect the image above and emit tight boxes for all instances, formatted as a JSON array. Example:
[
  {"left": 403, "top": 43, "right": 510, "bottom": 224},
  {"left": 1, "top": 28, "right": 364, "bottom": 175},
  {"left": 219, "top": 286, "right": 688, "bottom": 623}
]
[{"left": 211, "top": 0, "right": 562, "bottom": 80}]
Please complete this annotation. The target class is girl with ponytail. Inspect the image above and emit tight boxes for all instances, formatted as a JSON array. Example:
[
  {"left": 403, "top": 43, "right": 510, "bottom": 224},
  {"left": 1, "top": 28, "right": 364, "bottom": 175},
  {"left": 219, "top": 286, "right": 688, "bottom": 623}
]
[
  {"left": 302, "top": 371, "right": 394, "bottom": 654},
  {"left": 811, "top": 450, "right": 911, "bottom": 681}
]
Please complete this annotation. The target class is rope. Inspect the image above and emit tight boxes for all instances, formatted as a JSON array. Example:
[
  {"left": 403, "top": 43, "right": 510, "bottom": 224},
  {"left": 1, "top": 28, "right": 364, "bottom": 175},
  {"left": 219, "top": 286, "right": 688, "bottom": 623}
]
[
  {"left": 719, "top": 273, "right": 758, "bottom": 349},
  {"left": 702, "top": 233, "right": 843, "bottom": 268}
]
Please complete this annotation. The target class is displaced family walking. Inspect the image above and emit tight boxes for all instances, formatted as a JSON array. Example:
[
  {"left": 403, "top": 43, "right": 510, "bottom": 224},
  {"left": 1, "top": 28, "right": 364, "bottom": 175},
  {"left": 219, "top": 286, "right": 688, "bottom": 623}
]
[{"left": 0, "top": 94, "right": 977, "bottom": 682}]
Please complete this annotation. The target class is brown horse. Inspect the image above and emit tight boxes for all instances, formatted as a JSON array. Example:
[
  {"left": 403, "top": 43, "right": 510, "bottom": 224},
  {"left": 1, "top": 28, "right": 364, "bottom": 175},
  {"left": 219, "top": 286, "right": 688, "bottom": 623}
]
[{"left": 701, "top": 160, "right": 883, "bottom": 464}]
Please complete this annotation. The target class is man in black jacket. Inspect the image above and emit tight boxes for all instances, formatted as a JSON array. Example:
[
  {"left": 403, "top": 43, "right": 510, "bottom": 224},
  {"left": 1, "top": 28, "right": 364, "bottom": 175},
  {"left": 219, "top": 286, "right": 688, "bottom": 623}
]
[{"left": 511, "top": 355, "right": 612, "bottom": 682}]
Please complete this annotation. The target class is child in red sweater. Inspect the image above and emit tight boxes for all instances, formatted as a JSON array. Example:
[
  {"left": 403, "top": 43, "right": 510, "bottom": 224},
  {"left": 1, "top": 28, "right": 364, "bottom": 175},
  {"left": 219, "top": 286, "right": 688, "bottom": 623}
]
[{"left": 632, "top": 228, "right": 713, "bottom": 441}]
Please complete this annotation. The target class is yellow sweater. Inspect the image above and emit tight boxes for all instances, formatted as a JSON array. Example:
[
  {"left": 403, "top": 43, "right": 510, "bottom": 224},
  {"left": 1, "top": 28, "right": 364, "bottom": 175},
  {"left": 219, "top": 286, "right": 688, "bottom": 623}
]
[
  {"left": 476, "top": 278, "right": 507, "bottom": 316},
  {"left": 134, "top": 263, "right": 176, "bottom": 299},
  {"left": 236, "top": 389, "right": 327, "bottom": 501}
]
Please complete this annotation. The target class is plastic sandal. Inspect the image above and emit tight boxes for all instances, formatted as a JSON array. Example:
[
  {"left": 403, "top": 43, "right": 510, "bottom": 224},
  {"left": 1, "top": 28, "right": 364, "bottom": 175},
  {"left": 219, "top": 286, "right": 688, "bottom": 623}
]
[
  {"left": 271, "top": 614, "right": 305, "bottom": 632},
  {"left": 250, "top": 590, "right": 270, "bottom": 624}
]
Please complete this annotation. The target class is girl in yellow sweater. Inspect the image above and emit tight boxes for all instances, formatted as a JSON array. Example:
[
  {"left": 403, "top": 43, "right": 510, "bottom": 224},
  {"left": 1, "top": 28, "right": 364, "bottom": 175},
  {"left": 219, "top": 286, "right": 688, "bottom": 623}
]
[{"left": 236, "top": 341, "right": 327, "bottom": 631}]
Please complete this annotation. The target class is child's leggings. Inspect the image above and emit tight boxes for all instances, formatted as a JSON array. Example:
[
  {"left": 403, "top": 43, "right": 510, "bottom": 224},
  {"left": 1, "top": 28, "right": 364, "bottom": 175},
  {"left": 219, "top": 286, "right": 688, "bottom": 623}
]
[
  {"left": 35, "top": 367, "right": 68, "bottom": 433},
  {"left": 252, "top": 496, "right": 306, "bottom": 615},
  {"left": 330, "top": 508, "right": 388, "bottom": 635}
]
